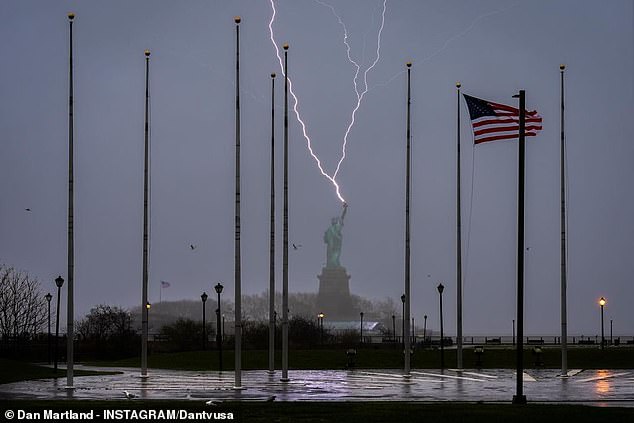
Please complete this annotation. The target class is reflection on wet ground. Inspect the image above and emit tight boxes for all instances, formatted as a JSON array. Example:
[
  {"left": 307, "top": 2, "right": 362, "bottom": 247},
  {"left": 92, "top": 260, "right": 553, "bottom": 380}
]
[{"left": 1, "top": 367, "right": 632, "bottom": 406}]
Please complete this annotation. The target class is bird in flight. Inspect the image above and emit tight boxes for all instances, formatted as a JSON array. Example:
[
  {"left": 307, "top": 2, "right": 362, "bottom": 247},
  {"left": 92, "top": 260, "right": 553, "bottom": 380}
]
[
  {"left": 292, "top": 243, "right": 302, "bottom": 250},
  {"left": 190, "top": 244, "right": 197, "bottom": 251},
  {"left": 25, "top": 208, "right": 31, "bottom": 212}
]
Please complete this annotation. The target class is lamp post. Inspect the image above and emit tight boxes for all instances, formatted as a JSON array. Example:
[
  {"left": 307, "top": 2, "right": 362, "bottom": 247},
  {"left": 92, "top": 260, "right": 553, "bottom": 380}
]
[
  {"left": 437, "top": 283, "right": 445, "bottom": 369},
  {"left": 599, "top": 297, "right": 606, "bottom": 350},
  {"left": 401, "top": 294, "right": 406, "bottom": 348},
  {"left": 222, "top": 314, "right": 226, "bottom": 343},
  {"left": 45, "top": 293, "right": 52, "bottom": 364},
  {"left": 423, "top": 315, "right": 427, "bottom": 345},
  {"left": 610, "top": 319, "right": 613, "bottom": 345},
  {"left": 392, "top": 314, "right": 396, "bottom": 343},
  {"left": 54, "top": 276, "right": 64, "bottom": 373},
  {"left": 145, "top": 301, "right": 151, "bottom": 326},
  {"left": 201, "top": 292, "right": 208, "bottom": 350},
  {"left": 215, "top": 283, "right": 224, "bottom": 370},
  {"left": 318, "top": 312, "right": 324, "bottom": 345},
  {"left": 360, "top": 312, "right": 364, "bottom": 344}
]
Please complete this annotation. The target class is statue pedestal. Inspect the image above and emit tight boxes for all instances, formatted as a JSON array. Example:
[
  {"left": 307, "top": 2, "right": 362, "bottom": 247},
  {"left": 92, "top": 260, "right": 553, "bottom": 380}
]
[{"left": 317, "top": 266, "right": 355, "bottom": 320}]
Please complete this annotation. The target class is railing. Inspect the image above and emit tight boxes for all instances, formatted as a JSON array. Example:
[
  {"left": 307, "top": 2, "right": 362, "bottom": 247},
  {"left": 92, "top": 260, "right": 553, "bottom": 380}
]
[{"left": 357, "top": 335, "right": 634, "bottom": 346}]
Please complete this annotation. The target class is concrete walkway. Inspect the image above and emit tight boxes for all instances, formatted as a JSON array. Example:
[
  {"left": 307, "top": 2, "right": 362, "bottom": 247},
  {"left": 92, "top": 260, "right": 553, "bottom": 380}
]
[{"left": 1, "top": 366, "right": 632, "bottom": 406}]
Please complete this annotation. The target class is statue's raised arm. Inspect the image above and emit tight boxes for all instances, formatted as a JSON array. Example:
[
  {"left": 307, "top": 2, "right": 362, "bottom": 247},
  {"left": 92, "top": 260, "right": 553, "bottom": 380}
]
[{"left": 340, "top": 202, "right": 348, "bottom": 225}]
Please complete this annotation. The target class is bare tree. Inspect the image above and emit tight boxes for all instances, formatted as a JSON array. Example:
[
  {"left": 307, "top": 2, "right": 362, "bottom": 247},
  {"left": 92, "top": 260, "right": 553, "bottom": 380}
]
[
  {"left": 0, "top": 264, "right": 47, "bottom": 340},
  {"left": 76, "top": 304, "right": 131, "bottom": 341}
]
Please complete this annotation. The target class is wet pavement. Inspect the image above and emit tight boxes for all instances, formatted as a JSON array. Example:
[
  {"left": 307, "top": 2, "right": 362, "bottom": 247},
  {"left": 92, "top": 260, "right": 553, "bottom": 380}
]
[{"left": 1, "top": 366, "right": 632, "bottom": 406}]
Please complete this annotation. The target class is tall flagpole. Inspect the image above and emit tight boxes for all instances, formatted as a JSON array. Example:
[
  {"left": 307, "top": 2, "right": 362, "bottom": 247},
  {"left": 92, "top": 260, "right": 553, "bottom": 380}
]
[
  {"left": 512, "top": 89, "right": 527, "bottom": 405},
  {"left": 234, "top": 16, "right": 243, "bottom": 389},
  {"left": 559, "top": 64, "right": 568, "bottom": 376},
  {"left": 141, "top": 49, "right": 151, "bottom": 379},
  {"left": 403, "top": 62, "right": 412, "bottom": 377},
  {"left": 281, "top": 44, "right": 290, "bottom": 383},
  {"left": 66, "top": 12, "right": 75, "bottom": 390},
  {"left": 456, "top": 81, "right": 463, "bottom": 370},
  {"left": 268, "top": 72, "right": 276, "bottom": 374}
]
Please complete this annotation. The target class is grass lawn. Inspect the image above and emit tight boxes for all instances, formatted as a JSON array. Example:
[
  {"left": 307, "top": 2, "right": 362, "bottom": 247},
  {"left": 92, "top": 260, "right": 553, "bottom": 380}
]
[
  {"left": 0, "top": 359, "right": 121, "bottom": 385},
  {"left": 84, "top": 346, "right": 634, "bottom": 371},
  {"left": 0, "top": 400, "right": 632, "bottom": 423}
]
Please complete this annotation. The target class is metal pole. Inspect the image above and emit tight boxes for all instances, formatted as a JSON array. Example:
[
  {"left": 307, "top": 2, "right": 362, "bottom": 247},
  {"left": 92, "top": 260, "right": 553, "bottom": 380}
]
[
  {"left": 268, "top": 72, "right": 276, "bottom": 374},
  {"left": 513, "top": 319, "right": 516, "bottom": 346},
  {"left": 456, "top": 82, "right": 463, "bottom": 370},
  {"left": 141, "top": 49, "right": 150, "bottom": 379},
  {"left": 360, "top": 312, "right": 364, "bottom": 344},
  {"left": 47, "top": 295, "right": 51, "bottom": 365},
  {"left": 233, "top": 16, "right": 243, "bottom": 389},
  {"left": 559, "top": 64, "right": 568, "bottom": 376},
  {"left": 610, "top": 319, "right": 613, "bottom": 345},
  {"left": 66, "top": 12, "right": 75, "bottom": 390},
  {"left": 281, "top": 44, "right": 290, "bottom": 382},
  {"left": 403, "top": 62, "right": 412, "bottom": 377},
  {"left": 512, "top": 90, "right": 527, "bottom": 405},
  {"left": 320, "top": 316, "right": 323, "bottom": 346},
  {"left": 202, "top": 297, "right": 206, "bottom": 350},
  {"left": 401, "top": 296, "right": 405, "bottom": 350},
  {"left": 392, "top": 315, "right": 396, "bottom": 343},
  {"left": 600, "top": 304, "right": 605, "bottom": 350},
  {"left": 439, "top": 289, "right": 444, "bottom": 369},
  {"left": 215, "top": 309, "right": 221, "bottom": 363},
  {"left": 54, "top": 285, "right": 62, "bottom": 373},
  {"left": 423, "top": 315, "right": 427, "bottom": 344}
]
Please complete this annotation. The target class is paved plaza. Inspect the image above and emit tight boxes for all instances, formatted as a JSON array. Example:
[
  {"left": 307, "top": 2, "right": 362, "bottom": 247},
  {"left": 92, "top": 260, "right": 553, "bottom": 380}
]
[{"left": 1, "top": 366, "right": 632, "bottom": 406}]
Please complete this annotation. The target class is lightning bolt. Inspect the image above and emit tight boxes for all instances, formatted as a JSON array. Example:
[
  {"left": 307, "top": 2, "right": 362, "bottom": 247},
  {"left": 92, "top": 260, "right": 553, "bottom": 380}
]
[
  {"left": 268, "top": 0, "right": 346, "bottom": 203},
  {"left": 369, "top": 1, "right": 520, "bottom": 93},
  {"left": 314, "top": 0, "right": 387, "bottom": 179},
  {"left": 268, "top": 0, "right": 387, "bottom": 203}
]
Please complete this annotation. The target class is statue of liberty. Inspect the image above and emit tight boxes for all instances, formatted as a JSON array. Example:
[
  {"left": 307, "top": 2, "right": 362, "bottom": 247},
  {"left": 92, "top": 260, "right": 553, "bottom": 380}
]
[{"left": 324, "top": 203, "right": 348, "bottom": 268}]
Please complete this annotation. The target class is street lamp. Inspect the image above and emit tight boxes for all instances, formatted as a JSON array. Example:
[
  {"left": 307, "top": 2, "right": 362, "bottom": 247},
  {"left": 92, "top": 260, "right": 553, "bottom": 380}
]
[
  {"left": 391, "top": 315, "right": 396, "bottom": 343},
  {"left": 599, "top": 297, "right": 606, "bottom": 350},
  {"left": 214, "top": 282, "right": 224, "bottom": 371},
  {"left": 54, "top": 276, "right": 64, "bottom": 373},
  {"left": 437, "top": 283, "right": 445, "bottom": 369},
  {"left": 45, "top": 293, "right": 52, "bottom": 364},
  {"left": 400, "top": 294, "right": 406, "bottom": 348},
  {"left": 423, "top": 314, "right": 427, "bottom": 345},
  {"left": 318, "top": 312, "right": 325, "bottom": 345},
  {"left": 201, "top": 292, "right": 208, "bottom": 350},
  {"left": 360, "top": 312, "right": 364, "bottom": 344},
  {"left": 610, "top": 319, "right": 613, "bottom": 345}
]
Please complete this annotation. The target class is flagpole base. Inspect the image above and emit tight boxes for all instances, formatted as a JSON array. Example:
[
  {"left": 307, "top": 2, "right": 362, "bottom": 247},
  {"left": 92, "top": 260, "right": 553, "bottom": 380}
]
[{"left": 512, "top": 395, "right": 527, "bottom": 405}]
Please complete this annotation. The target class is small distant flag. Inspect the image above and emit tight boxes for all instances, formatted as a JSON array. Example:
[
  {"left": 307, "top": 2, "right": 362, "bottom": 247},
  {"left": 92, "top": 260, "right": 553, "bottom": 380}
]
[
  {"left": 463, "top": 94, "right": 542, "bottom": 144},
  {"left": 160, "top": 281, "right": 171, "bottom": 288}
]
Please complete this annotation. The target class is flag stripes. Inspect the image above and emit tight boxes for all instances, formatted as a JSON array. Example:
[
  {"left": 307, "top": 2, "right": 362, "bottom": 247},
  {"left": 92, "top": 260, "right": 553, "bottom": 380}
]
[{"left": 463, "top": 94, "right": 542, "bottom": 144}]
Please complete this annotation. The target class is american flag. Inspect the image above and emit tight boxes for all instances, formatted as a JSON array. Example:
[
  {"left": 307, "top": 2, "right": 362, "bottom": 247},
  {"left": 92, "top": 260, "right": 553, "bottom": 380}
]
[
  {"left": 160, "top": 281, "right": 171, "bottom": 288},
  {"left": 463, "top": 94, "right": 543, "bottom": 144}
]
